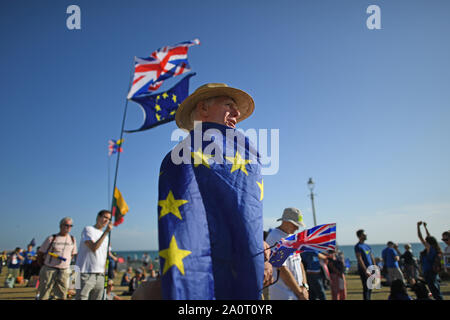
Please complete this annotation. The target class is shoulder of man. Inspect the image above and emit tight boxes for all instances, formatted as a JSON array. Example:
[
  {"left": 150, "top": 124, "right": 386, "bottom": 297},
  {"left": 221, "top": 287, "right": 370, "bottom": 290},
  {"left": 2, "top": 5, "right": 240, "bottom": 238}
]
[
  {"left": 39, "top": 235, "right": 55, "bottom": 252},
  {"left": 81, "top": 225, "right": 99, "bottom": 241},
  {"left": 266, "top": 228, "right": 283, "bottom": 246}
]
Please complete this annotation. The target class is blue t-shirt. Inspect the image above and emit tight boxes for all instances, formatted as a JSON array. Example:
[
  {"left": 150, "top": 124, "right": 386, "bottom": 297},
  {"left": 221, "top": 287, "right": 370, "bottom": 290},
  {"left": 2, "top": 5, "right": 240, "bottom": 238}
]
[
  {"left": 22, "top": 250, "right": 36, "bottom": 265},
  {"left": 421, "top": 246, "right": 437, "bottom": 274},
  {"left": 354, "top": 242, "right": 374, "bottom": 271},
  {"left": 382, "top": 247, "right": 399, "bottom": 268},
  {"left": 301, "top": 251, "right": 322, "bottom": 272}
]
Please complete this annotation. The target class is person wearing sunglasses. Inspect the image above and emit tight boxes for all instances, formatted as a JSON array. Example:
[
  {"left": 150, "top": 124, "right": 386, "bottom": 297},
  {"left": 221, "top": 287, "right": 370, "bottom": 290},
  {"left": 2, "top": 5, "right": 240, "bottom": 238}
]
[{"left": 37, "top": 217, "right": 77, "bottom": 299}]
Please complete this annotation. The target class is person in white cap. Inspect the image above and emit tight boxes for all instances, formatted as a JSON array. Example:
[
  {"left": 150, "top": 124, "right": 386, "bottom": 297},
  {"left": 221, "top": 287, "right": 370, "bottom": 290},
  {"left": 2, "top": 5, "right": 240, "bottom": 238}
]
[{"left": 266, "top": 207, "right": 309, "bottom": 300}]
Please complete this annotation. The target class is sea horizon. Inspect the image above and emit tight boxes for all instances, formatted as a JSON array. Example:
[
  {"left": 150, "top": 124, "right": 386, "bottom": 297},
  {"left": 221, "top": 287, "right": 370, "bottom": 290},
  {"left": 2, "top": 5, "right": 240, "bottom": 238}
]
[{"left": 113, "top": 241, "right": 446, "bottom": 264}]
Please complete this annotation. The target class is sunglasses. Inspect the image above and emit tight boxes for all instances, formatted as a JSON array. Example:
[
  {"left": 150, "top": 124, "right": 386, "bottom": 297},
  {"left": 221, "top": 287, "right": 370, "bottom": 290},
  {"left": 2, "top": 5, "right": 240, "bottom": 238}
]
[
  {"left": 443, "top": 238, "right": 449, "bottom": 242},
  {"left": 64, "top": 224, "right": 73, "bottom": 227}
]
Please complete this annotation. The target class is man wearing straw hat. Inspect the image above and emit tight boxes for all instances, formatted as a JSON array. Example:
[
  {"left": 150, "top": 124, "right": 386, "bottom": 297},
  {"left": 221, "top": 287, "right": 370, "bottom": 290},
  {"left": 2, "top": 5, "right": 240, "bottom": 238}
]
[
  {"left": 142, "top": 83, "right": 271, "bottom": 300},
  {"left": 266, "top": 207, "right": 309, "bottom": 300}
]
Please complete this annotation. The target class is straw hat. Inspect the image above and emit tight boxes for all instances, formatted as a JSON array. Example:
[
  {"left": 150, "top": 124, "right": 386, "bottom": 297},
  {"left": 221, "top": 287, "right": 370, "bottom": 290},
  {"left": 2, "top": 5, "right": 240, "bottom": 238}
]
[{"left": 175, "top": 83, "right": 255, "bottom": 131}]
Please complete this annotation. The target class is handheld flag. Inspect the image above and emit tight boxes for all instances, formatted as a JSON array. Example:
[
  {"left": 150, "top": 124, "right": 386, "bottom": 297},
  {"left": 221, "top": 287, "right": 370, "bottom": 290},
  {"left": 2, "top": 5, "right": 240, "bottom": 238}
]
[
  {"left": 126, "top": 73, "right": 195, "bottom": 132},
  {"left": 48, "top": 252, "right": 67, "bottom": 261},
  {"left": 158, "top": 122, "right": 264, "bottom": 299},
  {"left": 269, "top": 223, "right": 336, "bottom": 268},
  {"left": 127, "top": 39, "right": 200, "bottom": 99},
  {"left": 108, "top": 139, "right": 123, "bottom": 156},
  {"left": 112, "top": 187, "right": 129, "bottom": 226}
]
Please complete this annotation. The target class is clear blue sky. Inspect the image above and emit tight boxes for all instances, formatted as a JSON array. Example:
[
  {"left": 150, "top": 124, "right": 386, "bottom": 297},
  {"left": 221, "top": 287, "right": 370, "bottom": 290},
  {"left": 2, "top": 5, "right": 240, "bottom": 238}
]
[{"left": 1, "top": 0, "right": 449, "bottom": 251}]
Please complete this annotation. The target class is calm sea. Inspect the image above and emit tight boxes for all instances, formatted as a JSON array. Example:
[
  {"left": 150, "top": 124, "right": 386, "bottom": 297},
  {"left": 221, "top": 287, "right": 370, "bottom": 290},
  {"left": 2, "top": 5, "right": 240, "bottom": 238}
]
[{"left": 115, "top": 242, "right": 445, "bottom": 269}]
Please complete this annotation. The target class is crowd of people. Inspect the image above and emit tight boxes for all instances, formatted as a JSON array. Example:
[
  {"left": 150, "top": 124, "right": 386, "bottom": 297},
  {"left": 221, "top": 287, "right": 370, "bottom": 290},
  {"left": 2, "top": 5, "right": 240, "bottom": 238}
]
[
  {"left": 355, "top": 222, "right": 449, "bottom": 300},
  {"left": 1, "top": 213, "right": 448, "bottom": 301},
  {"left": 1, "top": 212, "right": 160, "bottom": 300},
  {"left": 1, "top": 83, "right": 449, "bottom": 301}
]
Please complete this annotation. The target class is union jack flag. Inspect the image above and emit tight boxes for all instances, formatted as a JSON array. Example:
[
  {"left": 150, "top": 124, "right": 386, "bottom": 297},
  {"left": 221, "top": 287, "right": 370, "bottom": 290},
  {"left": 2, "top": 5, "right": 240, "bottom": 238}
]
[
  {"left": 269, "top": 223, "right": 336, "bottom": 267},
  {"left": 127, "top": 39, "right": 200, "bottom": 99}
]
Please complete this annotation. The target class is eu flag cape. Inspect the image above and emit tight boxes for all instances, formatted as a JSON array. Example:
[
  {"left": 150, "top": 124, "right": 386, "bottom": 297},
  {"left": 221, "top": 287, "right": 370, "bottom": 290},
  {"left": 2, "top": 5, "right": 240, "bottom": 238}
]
[{"left": 158, "top": 122, "right": 264, "bottom": 299}]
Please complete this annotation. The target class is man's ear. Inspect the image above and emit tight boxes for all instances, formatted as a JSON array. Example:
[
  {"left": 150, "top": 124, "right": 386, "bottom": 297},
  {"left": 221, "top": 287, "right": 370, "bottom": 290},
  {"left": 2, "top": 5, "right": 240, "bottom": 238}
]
[{"left": 197, "top": 101, "right": 209, "bottom": 118}]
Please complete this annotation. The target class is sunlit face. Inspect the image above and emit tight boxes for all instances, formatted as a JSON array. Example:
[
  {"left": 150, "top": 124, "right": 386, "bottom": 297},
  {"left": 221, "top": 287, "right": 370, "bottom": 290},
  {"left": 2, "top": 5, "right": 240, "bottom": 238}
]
[
  {"left": 97, "top": 212, "right": 112, "bottom": 228},
  {"left": 281, "top": 221, "right": 299, "bottom": 235},
  {"left": 204, "top": 96, "right": 240, "bottom": 128},
  {"left": 60, "top": 219, "right": 73, "bottom": 234}
]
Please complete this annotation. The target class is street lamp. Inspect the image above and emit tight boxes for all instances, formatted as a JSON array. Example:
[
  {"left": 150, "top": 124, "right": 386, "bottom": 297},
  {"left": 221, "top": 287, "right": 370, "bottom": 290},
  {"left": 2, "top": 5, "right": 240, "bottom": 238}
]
[{"left": 307, "top": 177, "right": 317, "bottom": 226}]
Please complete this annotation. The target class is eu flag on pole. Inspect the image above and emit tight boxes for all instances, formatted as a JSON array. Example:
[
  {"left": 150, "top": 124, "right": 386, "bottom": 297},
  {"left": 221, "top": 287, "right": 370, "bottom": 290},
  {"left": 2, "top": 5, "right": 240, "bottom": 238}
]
[
  {"left": 126, "top": 73, "right": 195, "bottom": 132},
  {"left": 269, "top": 223, "right": 336, "bottom": 268},
  {"left": 158, "top": 122, "right": 264, "bottom": 299}
]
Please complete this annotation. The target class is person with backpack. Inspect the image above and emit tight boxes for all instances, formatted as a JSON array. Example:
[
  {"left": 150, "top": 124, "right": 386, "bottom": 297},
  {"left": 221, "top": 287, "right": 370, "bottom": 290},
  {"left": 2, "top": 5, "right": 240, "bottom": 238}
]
[
  {"left": 417, "top": 221, "right": 443, "bottom": 300},
  {"left": 37, "top": 217, "right": 77, "bottom": 300}
]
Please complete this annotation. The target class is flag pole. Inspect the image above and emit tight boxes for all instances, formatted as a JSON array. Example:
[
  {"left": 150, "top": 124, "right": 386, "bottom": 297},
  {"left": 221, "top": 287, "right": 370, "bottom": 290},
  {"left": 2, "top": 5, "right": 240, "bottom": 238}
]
[
  {"left": 103, "top": 58, "right": 135, "bottom": 298},
  {"left": 108, "top": 156, "right": 111, "bottom": 208}
]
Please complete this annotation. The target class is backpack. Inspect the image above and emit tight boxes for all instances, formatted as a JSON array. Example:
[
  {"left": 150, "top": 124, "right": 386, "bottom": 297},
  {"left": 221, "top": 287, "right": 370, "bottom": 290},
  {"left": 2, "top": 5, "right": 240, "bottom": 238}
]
[{"left": 36, "top": 234, "right": 75, "bottom": 266}]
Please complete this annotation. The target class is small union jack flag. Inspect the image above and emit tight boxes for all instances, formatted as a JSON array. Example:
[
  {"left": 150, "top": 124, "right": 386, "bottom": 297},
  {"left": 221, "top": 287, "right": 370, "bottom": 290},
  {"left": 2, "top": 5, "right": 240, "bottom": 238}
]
[
  {"left": 269, "top": 223, "right": 336, "bottom": 267},
  {"left": 127, "top": 39, "right": 200, "bottom": 99},
  {"left": 108, "top": 139, "right": 123, "bottom": 156}
]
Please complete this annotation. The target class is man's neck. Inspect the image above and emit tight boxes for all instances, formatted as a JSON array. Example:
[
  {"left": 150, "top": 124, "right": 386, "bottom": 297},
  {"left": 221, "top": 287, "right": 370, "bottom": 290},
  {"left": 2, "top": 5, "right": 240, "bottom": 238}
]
[
  {"left": 58, "top": 232, "right": 69, "bottom": 237},
  {"left": 94, "top": 223, "right": 103, "bottom": 230},
  {"left": 277, "top": 225, "right": 290, "bottom": 235}
]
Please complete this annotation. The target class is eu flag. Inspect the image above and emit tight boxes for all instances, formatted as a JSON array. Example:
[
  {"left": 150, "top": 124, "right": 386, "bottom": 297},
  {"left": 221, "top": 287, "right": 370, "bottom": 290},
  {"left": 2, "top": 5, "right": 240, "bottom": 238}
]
[
  {"left": 126, "top": 73, "right": 195, "bottom": 132},
  {"left": 158, "top": 122, "right": 264, "bottom": 299}
]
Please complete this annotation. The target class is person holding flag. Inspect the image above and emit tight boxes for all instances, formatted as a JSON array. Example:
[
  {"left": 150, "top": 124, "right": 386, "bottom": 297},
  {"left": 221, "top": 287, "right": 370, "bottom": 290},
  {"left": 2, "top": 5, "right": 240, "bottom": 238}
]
[
  {"left": 37, "top": 217, "right": 77, "bottom": 300},
  {"left": 75, "top": 210, "right": 113, "bottom": 300},
  {"left": 152, "top": 82, "right": 269, "bottom": 300},
  {"left": 266, "top": 208, "right": 309, "bottom": 300}
]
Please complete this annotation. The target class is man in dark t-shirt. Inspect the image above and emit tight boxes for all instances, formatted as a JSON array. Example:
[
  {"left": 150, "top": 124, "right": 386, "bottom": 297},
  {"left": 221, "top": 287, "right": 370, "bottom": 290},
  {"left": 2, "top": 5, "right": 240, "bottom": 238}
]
[{"left": 354, "top": 229, "right": 376, "bottom": 300}]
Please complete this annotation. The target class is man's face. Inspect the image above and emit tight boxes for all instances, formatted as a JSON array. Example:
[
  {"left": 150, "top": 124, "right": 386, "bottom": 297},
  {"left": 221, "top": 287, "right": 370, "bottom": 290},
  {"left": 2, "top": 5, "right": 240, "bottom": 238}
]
[
  {"left": 97, "top": 212, "right": 112, "bottom": 228},
  {"left": 60, "top": 219, "right": 73, "bottom": 234},
  {"left": 284, "top": 221, "right": 299, "bottom": 235},
  {"left": 204, "top": 96, "right": 240, "bottom": 128}
]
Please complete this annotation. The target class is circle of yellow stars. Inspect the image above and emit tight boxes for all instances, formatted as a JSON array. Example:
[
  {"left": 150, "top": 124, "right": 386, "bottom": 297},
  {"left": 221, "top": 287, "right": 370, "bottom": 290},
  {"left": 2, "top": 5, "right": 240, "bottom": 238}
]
[{"left": 154, "top": 92, "right": 179, "bottom": 122}]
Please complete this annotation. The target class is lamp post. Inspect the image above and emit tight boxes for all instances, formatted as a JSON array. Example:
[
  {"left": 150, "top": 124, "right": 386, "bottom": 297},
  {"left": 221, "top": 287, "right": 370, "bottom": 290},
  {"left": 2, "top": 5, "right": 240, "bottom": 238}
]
[{"left": 307, "top": 177, "right": 317, "bottom": 226}]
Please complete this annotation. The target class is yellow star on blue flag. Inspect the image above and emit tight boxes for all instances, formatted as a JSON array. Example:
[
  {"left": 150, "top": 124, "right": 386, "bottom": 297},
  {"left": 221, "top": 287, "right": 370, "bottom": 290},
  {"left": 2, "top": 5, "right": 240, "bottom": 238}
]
[{"left": 125, "top": 73, "right": 195, "bottom": 132}]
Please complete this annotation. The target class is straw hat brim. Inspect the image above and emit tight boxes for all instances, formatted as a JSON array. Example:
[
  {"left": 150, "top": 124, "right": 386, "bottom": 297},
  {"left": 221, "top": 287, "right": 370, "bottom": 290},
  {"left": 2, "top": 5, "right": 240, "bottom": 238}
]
[{"left": 175, "top": 84, "right": 255, "bottom": 131}]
